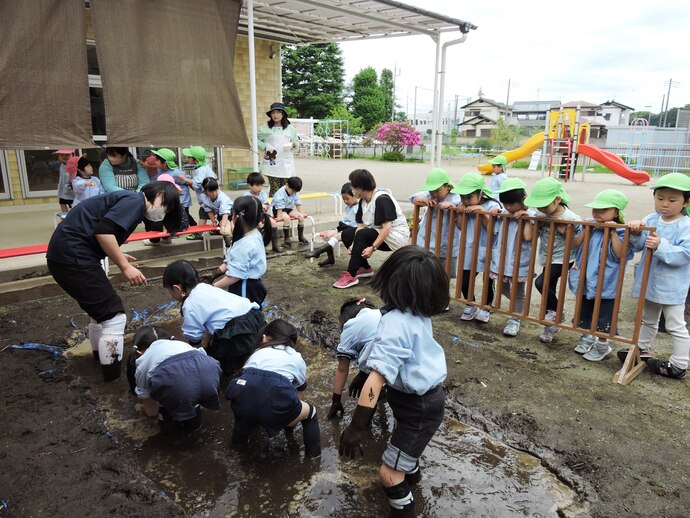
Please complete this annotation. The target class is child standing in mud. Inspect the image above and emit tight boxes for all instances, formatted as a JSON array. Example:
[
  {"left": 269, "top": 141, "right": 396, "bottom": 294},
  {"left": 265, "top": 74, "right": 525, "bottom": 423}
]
[
  {"left": 162, "top": 260, "right": 265, "bottom": 375},
  {"left": 225, "top": 319, "right": 321, "bottom": 458},
  {"left": 626, "top": 173, "right": 690, "bottom": 379},
  {"left": 339, "top": 245, "right": 449, "bottom": 518},
  {"left": 327, "top": 297, "right": 382, "bottom": 420}
]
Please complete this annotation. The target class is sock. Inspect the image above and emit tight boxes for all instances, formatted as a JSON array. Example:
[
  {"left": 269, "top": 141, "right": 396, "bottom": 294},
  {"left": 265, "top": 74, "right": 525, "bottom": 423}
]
[
  {"left": 405, "top": 464, "right": 422, "bottom": 485},
  {"left": 88, "top": 320, "right": 103, "bottom": 353},
  {"left": 383, "top": 480, "right": 414, "bottom": 511},
  {"left": 99, "top": 313, "right": 126, "bottom": 366},
  {"left": 327, "top": 237, "right": 338, "bottom": 248}
]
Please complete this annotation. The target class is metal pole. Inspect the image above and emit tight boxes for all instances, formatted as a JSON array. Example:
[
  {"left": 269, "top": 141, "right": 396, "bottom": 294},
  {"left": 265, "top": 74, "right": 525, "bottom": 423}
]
[
  {"left": 430, "top": 35, "right": 441, "bottom": 167},
  {"left": 247, "top": 0, "right": 259, "bottom": 172},
  {"left": 391, "top": 63, "right": 397, "bottom": 121},
  {"left": 435, "top": 33, "right": 468, "bottom": 165},
  {"left": 659, "top": 94, "right": 665, "bottom": 127},
  {"left": 505, "top": 78, "right": 511, "bottom": 113},
  {"left": 662, "top": 78, "right": 672, "bottom": 127},
  {"left": 413, "top": 86, "right": 417, "bottom": 127}
]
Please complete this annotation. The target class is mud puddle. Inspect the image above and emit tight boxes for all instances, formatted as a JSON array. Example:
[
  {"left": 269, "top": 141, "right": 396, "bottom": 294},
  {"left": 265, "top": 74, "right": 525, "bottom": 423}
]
[{"left": 68, "top": 307, "right": 586, "bottom": 517}]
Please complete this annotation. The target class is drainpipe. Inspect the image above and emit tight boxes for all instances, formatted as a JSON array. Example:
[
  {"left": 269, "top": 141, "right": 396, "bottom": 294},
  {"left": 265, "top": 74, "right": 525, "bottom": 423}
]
[
  {"left": 247, "top": 0, "right": 259, "bottom": 172},
  {"left": 430, "top": 35, "right": 441, "bottom": 167},
  {"left": 434, "top": 34, "right": 468, "bottom": 166}
]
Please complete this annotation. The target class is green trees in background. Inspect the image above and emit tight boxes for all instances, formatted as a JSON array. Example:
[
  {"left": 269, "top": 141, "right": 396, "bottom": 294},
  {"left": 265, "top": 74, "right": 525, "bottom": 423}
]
[
  {"left": 351, "top": 67, "right": 388, "bottom": 132},
  {"left": 281, "top": 43, "right": 344, "bottom": 119}
]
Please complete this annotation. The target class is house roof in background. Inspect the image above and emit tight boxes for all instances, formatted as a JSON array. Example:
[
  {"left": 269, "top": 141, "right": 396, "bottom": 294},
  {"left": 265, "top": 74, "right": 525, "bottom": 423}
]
[
  {"left": 459, "top": 114, "right": 496, "bottom": 126},
  {"left": 238, "top": 0, "right": 477, "bottom": 44},
  {"left": 461, "top": 97, "right": 506, "bottom": 109},
  {"left": 600, "top": 100, "right": 636, "bottom": 111}
]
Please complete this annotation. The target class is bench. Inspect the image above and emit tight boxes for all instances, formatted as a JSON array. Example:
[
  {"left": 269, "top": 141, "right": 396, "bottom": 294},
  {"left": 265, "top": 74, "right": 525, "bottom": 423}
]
[
  {"left": 270, "top": 213, "right": 316, "bottom": 254},
  {"left": 300, "top": 192, "right": 342, "bottom": 216}
]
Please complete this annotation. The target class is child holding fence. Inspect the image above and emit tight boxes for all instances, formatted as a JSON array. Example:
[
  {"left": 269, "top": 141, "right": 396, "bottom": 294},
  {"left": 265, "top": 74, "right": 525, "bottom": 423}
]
[
  {"left": 326, "top": 297, "right": 382, "bottom": 420},
  {"left": 626, "top": 173, "right": 690, "bottom": 379},
  {"left": 524, "top": 177, "right": 582, "bottom": 343},
  {"left": 568, "top": 190, "right": 639, "bottom": 361},
  {"left": 409, "top": 168, "right": 461, "bottom": 276},
  {"left": 225, "top": 319, "right": 321, "bottom": 458},
  {"left": 452, "top": 172, "right": 501, "bottom": 322},
  {"left": 339, "top": 246, "right": 449, "bottom": 518},
  {"left": 306, "top": 182, "right": 360, "bottom": 267},
  {"left": 213, "top": 196, "right": 271, "bottom": 305},
  {"left": 489, "top": 178, "right": 535, "bottom": 337}
]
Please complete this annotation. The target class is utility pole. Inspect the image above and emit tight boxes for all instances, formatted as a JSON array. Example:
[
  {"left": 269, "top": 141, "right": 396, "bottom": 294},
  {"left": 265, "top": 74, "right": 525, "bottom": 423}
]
[
  {"left": 391, "top": 64, "right": 401, "bottom": 121},
  {"left": 661, "top": 78, "right": 680, "bottom": 127},
  {"left": 413, "top": 86, "right": 417, "bottom": 126},
  {"left": 453, "top": 94, "right": 459, "bottom": 129},
  {"left": 505, "top": 79, "right": 518, "bottom": 119}
]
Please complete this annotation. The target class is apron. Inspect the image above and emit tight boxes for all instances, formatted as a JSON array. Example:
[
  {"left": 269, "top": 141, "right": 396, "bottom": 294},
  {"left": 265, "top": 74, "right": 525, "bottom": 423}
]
[{"left": 360, "top": 189, "right": 410, "bottom": 250}]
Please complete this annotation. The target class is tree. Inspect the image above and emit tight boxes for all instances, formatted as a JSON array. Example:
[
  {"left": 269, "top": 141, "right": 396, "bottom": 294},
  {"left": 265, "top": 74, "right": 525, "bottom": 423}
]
[
  {"left": 281, "top": 43, "right": 344, "bottom": 119},
  {"left": 490, "top": 118, "right": 522, "bottom": 150},
  {"left": 379, "top": 68, "right": 394, "bottom": 120},
  {"left": 351, "top": 67, "right": 387, "bottom": 131}
]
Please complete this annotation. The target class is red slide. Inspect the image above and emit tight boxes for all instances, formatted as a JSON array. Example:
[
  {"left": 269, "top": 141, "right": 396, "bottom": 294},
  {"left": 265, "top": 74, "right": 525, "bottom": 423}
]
[{"left": 577, "top": 143, "right": 650, "bottom": 185}]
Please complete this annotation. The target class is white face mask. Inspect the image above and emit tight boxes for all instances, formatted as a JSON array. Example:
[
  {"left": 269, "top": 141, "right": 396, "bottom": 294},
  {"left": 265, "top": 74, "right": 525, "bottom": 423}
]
[{"left": 146, "top": 206, "right": 166, "bottom": 222}]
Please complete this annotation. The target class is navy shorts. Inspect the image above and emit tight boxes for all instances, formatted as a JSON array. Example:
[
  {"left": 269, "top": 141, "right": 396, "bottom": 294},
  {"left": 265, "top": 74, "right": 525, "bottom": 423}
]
[
  {"left": 577, "top": 296, "right": 615, "bottom": 333},
  {"left": 149, "top": 350, "right": 222, "bottom": 421},
  {"left": 382, "top": 385, "right": 445, "bottom": 473},
  {"left": 272, "top": 207, "right": 293, "bottom": 217},
  {"left": 228, "top": 278, "right": 267, "bottom": 306},
  {"left": 209, "top": 308, "right": 266, "bottom": 375},
  {"left": 225, "top": 368, "right": 302, "bottom": 439},
  {"left": 47, "top": 260, "right": 124, "bottom": 322}
]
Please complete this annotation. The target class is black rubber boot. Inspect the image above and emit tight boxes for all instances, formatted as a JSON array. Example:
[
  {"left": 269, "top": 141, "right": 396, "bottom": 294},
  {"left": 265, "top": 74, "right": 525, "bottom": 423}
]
[
  {"left": 297, "top": 224, "right": 309, "bottom": 244},
  {"left": 101, "top": 360, "right": 122, "bottom": 382},
  {"left": 302, "top": 404, "right": 321, "bottom": 458},
  {"left": 283, "top": 227, "right": 292, "bottom": 248},
  {"left": 305, "top": 243, "right": 334, "bottom": 265},
  {"left": 92, "top": 350, "right": 100, "bottom": 362},
  {"left": 271, "top": 228, "right": 283, "bottom": 252}
]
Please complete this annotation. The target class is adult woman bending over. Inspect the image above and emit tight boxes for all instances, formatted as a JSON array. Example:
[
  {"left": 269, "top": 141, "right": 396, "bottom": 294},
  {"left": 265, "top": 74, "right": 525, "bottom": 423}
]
[{"left": 333, "top": 169, "right": 410, "bottom": 289}]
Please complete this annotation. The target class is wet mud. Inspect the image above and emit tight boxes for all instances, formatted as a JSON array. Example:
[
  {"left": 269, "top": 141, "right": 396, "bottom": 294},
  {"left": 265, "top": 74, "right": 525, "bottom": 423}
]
[{"left": 1, "top": 255, "right": 688, "bottom": 517}]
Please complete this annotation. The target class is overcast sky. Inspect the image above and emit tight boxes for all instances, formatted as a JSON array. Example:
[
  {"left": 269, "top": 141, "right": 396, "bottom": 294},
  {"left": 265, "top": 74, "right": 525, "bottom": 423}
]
[{"left": 339, "top": 0, "right": 690, "bottom": 117}]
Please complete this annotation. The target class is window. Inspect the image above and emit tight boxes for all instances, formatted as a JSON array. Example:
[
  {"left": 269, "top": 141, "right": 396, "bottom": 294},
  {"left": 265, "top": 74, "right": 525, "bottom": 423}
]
[
  {"left": 0, "top": 152, "right": 10, "bottom": 199},
  {"left": 604, "top": 113, "right": 611, "bottom": 121},
  {"left": 18, "top": 149, "right": 65, "bottom": 197}
]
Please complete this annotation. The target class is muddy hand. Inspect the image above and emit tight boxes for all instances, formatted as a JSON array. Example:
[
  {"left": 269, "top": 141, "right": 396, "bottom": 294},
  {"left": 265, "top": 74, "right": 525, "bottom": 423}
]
[
  {"left": 348, "top": 371, "right": 369, "bottom": 398},
  {"left": 327, "top": 394, "right": 344, "bottom": 420},
  {"left": 339, "top": 404, "right": 375, "bottom": 459}
]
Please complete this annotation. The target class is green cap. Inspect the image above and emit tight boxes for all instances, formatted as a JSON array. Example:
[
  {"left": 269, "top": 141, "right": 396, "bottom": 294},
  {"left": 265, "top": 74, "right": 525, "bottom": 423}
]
[
  {"left": 489, "top": 155, "right": 508, "bottom": 167},
  {"left": 421, "top": 168, "right": 454, "bottom": 191},
  {"left": 584, "top": 189, "right": 628, "bottom": 222},
  {"left": 451, "top": 172, "right": 493, "bottom": 198},
  {"left": 495, "top": 177, "right": 527, "bottom": 194},
  {"left": 524, "top": 177, "right": 570, "bottom": 207},
  {"left": 152, "top": 148, "right": 178, "bottom": 170},
  {"left": 652, "top": 172, "right": 690, "bottom": 192},
  {"left": 182, "top": 146, "right": 208, "bottom": 166}
]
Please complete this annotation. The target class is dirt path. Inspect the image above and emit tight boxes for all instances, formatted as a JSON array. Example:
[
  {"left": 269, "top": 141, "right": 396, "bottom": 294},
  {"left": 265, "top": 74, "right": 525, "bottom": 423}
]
[{"left": 0, "top": 254, "right": 688, "bottom": 517}]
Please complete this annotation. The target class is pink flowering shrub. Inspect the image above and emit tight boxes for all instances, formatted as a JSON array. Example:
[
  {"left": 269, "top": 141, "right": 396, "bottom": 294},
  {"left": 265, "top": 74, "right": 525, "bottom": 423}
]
[{"left": 369, "top": 122, "right": 421, "bottom": 161}]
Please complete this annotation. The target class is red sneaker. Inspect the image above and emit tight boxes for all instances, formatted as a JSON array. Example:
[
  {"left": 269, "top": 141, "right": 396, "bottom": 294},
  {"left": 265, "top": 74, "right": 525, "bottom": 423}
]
[
  {"left": 333, "top": 271, "right": 359, "bottom": 289},
  {"left": 355, "top": 266, "right": 374, "bottom": 278}
]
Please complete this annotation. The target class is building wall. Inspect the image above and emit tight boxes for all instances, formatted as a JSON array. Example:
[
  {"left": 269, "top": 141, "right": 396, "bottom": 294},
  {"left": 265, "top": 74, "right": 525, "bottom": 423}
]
[{"left": 0, "top": 35, "right": 281, "bottom": 207}]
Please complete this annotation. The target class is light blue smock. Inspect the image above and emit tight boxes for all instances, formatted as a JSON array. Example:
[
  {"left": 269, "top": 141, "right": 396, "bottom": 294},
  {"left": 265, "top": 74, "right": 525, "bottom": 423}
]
[
  {"left": 168, "top": 168, "right": 192, "bottom": 208},
  {"left": 71, "top": 176, "right": 105, "bottom": 206},
  {"left": 631, "top": 213, "right": 690, "bottom": 305},
  {"left": 490, "top": 208, "right": 537, "bottom": 278},
  {"left": 191, "top": 164, "right": 216, "bottom": 204},
  {"left": 271, "top": 186, "right": 301, "bottom": 210},
  {"left": 201, "top": 190, "right": 233, "bottom": 217},
  {"left": 535, "top": 206, "right": 582, "bottom": 265},
  {"left": 409, "top": 191, "right": 461, "bottom": 259},
  {"left": 224, "top": 229, "right": 267, "bottom": 280},
  {"left": 336, "top": 308, "right": 382, "bottom": 371},
  {"left": 455, "top": 198, "right": 502, "bottom": 271},
  {"left": 244, "top": 345, "right": 306, "bottom": 388},
  {"left": 365, "top": 307, "right": 447, "bottom": 395},
  {"left": 341, "top": 203, "right": 358, "bottom": 228}
]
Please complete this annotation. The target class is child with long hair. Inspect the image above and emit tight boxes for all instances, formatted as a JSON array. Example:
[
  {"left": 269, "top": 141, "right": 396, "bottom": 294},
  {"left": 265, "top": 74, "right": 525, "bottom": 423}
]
[
  {"left": 128, "top": 325, "right": 222, "bottom": 434},
  {"left": 489, "top": 178, "right": 535, "bottom": 336},
  {"left": 213, "top": 196, "right": 272, "bottom": 305},
  {"left": 306, "top": 182, "right": 360, "bottom": 267},
  {"left": 524, "top": 177, "right": 582, "bottom": 343},
  {"left": 409, "top": 168, "right": 461, "bottom": 276},
  {"left": 568, "top": 190, "right": 639, "bottom": 361},
  {"left": 626, "top": 173, "right": 690, "bottom": 379},
  {"left": 339, "top": 245, "right": 449, "bottom": 517},
  {"left": 162, "top": 260, "right": 265, "bottom": 375},
  {"left": 452, "top": 172, "right": 501, "bottom": 322},
  {"left": 225, "top": 319, "right": 321, "bottom": 457},
  {"left": 326, "top": 297, "right": 381, "bottom": 420}
]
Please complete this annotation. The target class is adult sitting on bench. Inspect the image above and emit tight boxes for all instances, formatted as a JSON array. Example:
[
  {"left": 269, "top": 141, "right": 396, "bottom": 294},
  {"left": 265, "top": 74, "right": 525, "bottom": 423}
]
[{"left": 333, "top": 169, "right": 410, "bottom": 289}]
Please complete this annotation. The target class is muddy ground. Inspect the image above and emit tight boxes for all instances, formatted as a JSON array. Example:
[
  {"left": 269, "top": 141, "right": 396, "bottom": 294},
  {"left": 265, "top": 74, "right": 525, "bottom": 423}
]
[{"left": 0, "top": 251, "right": 688, "bottom": 517}]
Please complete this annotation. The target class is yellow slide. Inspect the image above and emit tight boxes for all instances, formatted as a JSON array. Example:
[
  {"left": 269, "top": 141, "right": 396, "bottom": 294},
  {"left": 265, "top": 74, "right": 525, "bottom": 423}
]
[{"left": 478, "top": 132, "right": 544, "bottom": 174}]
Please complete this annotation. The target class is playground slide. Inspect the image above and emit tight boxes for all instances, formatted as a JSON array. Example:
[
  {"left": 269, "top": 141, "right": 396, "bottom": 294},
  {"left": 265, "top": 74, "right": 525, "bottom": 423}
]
[
  {"left": 576, "top": 144, "right": 650, "bottom": 185},
  {"left": 478, "top": 131, "right": 545, "bottom": 174}
]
